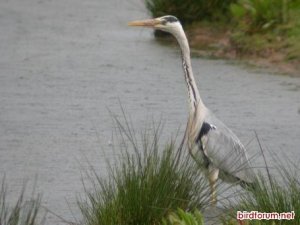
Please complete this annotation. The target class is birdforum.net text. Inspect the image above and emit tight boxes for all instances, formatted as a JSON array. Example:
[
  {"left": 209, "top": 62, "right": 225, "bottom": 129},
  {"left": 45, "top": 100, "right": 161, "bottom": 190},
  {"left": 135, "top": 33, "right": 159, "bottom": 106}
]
[{"left": 237, "top": 211, "right": 295, "bottom": 220}]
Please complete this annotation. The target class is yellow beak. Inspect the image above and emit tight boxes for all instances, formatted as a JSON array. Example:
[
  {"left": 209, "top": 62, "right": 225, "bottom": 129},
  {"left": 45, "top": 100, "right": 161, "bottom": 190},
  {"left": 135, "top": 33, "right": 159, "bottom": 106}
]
[{"left": 128, "top": 18, "right": 161, "bottom": 27}]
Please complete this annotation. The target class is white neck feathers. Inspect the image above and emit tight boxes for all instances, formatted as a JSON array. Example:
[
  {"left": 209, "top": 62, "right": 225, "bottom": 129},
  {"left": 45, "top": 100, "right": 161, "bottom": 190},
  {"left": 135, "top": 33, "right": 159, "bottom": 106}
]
[{"left": 172, "top": 26, "right": 203, "bottom": 112}]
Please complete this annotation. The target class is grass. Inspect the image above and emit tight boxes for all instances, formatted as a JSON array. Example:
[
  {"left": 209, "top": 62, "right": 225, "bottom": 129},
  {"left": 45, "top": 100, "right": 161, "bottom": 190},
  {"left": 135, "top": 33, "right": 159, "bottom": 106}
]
[
  {"left": 230, "top": 0, "right": 292, "bottom": 33},
  {"left": 230, "top": 3, "right": 300, "bottom": 61},
  {"left": 78, "top": 118, "right": 210, "bottom": 225},
  {"left": 222, "top": 159, "right": 300, "bottom": 224},
  {"left": 0, "top": 179, "right": 44, "bottom": 225}
]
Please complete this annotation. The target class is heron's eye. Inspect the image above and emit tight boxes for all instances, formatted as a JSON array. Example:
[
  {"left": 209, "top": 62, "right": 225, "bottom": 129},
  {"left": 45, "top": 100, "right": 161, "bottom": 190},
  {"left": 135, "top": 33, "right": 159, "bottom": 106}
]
[{"left": 161, "top": 20, "right": 167, "bottom": 25}]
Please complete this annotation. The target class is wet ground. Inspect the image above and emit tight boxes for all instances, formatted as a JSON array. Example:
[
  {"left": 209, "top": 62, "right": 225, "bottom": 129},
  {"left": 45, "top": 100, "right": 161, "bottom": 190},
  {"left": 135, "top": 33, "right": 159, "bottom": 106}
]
[{"left": 0, "top": 0, "right": 300, "bottom": 224}]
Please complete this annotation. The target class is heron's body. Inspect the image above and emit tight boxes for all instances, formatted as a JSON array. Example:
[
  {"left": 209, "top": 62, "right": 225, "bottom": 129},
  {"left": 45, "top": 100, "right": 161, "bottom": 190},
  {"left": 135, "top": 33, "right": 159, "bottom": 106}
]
[
  {"left": 188, "top": 108, "right": 255, "bottom": 184},
  {"left": 129, "top": 15, "right": 255, "bottom": 203}
]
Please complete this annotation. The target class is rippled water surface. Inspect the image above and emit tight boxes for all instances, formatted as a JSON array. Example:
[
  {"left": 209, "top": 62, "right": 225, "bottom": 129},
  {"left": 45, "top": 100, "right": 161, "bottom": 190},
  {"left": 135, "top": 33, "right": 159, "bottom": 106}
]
[{"left": 0, "top": 0, "right": 299, "bottom": 224}]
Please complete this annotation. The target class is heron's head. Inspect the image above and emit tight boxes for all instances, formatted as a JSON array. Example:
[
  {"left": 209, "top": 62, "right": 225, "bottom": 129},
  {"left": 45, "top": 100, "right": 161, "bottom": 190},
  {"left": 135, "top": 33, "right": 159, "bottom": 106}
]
[{"left": 128, "top": 15, "right": 182, "bottom": 35}]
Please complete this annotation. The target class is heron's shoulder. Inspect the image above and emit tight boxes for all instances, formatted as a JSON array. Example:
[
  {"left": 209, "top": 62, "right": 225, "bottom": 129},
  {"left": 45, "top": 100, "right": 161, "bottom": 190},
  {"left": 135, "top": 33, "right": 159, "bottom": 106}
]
[
  {"left": 200, "top": 112, "right": 245, "bottom": 148},
  {"left": 195, "top": 121, "right": 216, "bottom": 144}
]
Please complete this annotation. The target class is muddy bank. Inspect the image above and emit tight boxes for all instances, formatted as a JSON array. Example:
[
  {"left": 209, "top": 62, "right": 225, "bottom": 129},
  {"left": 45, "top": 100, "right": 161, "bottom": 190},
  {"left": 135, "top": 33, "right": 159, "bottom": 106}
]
[{"left": 185, "top": 24, "right": 300, "bottom": 76}]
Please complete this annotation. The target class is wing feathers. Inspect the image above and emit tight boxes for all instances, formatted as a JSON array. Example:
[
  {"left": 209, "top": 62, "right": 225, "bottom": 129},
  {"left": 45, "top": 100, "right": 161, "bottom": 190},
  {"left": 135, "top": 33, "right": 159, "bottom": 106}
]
[{"left": 196, "top": 120, "right": 255, "bottom": 184}]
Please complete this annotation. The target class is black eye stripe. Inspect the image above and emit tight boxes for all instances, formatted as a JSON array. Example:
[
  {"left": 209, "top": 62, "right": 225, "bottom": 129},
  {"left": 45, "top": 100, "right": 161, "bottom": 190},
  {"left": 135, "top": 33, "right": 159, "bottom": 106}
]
[{"left": 163, "top": 16, "right": 178, "bottom": 23}]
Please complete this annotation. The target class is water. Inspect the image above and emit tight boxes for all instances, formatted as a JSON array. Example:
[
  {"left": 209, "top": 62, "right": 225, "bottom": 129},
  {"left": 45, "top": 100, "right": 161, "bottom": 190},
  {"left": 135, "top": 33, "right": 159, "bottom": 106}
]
[{"left": 0, "top": 0, "right": 299, "bottom": 224}]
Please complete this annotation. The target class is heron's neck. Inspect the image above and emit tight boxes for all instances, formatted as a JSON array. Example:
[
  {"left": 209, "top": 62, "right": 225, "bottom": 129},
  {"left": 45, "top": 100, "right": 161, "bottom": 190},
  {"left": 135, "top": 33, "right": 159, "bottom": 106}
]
[{"left": 173, "top": 28, "right": 203, "bottom": 112}]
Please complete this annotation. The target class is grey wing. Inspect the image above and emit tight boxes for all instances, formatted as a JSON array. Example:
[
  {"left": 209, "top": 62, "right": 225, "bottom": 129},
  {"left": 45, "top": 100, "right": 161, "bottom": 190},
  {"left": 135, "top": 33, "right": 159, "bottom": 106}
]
[{"left": 200, "top": 117, "right": 255, "bottom": 184}]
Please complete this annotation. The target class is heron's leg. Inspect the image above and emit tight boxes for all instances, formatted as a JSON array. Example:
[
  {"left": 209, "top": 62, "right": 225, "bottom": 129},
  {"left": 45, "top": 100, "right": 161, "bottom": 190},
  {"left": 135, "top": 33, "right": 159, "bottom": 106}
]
[{"left": 208, "top": 166, "right": 219, "bottom": 206}]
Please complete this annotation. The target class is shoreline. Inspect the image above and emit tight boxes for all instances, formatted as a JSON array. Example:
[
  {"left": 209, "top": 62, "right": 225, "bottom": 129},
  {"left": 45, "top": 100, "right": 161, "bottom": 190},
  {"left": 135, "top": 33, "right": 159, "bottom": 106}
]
[{"left": 183, "top": 23, "right": 300, "bottom": 77}]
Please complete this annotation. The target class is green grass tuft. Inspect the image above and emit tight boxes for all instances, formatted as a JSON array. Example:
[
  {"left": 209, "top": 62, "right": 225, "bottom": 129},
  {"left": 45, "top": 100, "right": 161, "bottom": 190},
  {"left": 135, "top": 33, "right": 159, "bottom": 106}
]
[
  {"left": 0, "top": 179, "right": 44, "bottom": 225},
  {"left": 223, "top": 163, "right": 300, "bottom": 225},
  {"left": 78, "top": 118, "right": 210, "bottom": 225}
]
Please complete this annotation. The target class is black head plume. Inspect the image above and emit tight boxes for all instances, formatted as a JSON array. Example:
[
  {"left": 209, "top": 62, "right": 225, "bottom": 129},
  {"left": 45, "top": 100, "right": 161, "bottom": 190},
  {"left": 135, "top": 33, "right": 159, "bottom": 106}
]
[{"left": 161, "top": 16, "right": 179, "bottom": 25}]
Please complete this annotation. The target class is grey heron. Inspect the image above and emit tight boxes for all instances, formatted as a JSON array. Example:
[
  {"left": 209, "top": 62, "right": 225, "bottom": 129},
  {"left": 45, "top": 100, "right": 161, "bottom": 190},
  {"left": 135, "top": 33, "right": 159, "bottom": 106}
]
[{"left": 129, "top": 15, "right": 256, "bottom": 204}]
